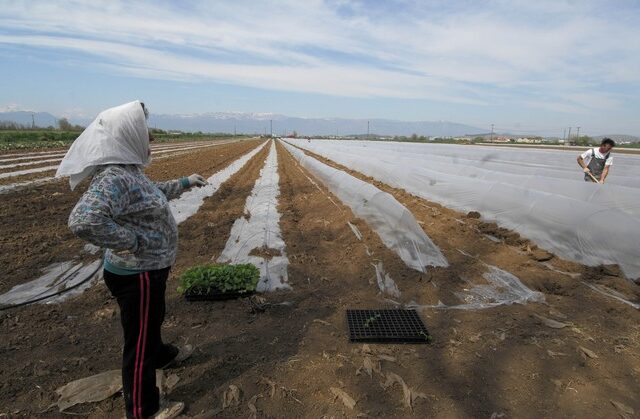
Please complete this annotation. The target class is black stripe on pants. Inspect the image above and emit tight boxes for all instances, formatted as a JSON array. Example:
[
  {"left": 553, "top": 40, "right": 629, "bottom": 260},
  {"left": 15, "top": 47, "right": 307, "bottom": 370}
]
[{"left": 104, "top": 267, "right": 170, "bottom": 419}]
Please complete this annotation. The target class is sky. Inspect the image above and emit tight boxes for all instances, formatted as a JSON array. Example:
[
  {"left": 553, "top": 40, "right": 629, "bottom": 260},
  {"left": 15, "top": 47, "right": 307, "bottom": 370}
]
[{"left": 1, "top": 0, "right": 639, "bottom": 136}]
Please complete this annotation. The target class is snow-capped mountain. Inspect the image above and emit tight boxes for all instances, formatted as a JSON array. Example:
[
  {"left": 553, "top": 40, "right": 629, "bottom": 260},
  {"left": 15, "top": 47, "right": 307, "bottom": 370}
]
[{"left": 146, "top": 112, "right": 483, "bottom": 136}]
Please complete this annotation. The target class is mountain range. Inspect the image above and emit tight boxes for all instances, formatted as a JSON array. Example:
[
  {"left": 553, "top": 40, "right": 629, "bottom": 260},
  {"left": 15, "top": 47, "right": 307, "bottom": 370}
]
[
  {"left": 147, "top": 112, "right": 484, "bottom": 137},
  {"left": 0, "top": 109, "right": 638, "bottom": 140},
  {"left": 0, "top": 110, "right": 484, "bottom": 137},
  {"left": 0, "top": 111, "right": 60, "bottom": 128}
]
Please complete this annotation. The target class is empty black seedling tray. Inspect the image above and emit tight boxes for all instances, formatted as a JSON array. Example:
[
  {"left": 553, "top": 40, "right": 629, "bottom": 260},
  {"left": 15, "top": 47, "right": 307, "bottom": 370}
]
[
  {"left": 346, "top": 309, "right": 432, "bottom": 344},
  {"left": 184, "top": 289, "right": 255, "bottom": 301}
]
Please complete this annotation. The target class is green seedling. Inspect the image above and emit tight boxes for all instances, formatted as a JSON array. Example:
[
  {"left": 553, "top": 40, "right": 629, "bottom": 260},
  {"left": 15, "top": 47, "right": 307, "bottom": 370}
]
[
  {"left": 418, "top": 330, "right": 433, "bottom": 343},
  {"left": 177, "top": 263, "right": 260, "bottom": 295},
  {"left": 363, "top": 313, "right": 382, "bottom": 328}
]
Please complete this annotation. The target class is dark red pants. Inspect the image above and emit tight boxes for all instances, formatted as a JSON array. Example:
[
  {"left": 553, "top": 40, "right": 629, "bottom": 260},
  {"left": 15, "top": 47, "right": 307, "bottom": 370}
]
[{"left": 104, "top": 267, "right": 171, "bottom": 419}]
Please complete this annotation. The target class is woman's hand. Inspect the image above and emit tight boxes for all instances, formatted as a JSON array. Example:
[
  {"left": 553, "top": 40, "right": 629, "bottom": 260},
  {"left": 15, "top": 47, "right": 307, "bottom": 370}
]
[{"left": 187, "top": 174, "right": 207, "bottom": 187}]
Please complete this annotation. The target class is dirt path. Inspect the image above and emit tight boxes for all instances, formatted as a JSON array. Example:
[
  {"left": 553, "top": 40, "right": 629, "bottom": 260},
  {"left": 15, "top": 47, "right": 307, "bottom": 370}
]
[{"left": 0, "top": 139, "right": 262, "bottom": 293}]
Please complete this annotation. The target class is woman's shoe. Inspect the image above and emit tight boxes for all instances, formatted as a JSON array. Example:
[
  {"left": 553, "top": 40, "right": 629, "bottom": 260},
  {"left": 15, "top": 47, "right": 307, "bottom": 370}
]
[
  {"left": 157, "top": 344, "right": 193, "bottom": 370},
  {"left": 153, "top": 401, "right": 185, "bottom": 419}
]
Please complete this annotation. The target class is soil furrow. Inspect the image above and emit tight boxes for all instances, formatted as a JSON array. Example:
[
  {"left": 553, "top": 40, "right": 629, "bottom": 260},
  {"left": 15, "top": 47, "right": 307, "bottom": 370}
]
[
  {"left": 171, "top": 141, "right": 271, "bottom": 274},
  {"left": 282, "top": 142, "right": 640, "bottom": 418},
  {"left": 1, "top": 139, "right": 639, "bottom": 418},
  {"left": 0, "top": 139, "right": 262, "bottom": 293},
  {"left": 0, "top": 139, "right": 267, "bottom": 416}
]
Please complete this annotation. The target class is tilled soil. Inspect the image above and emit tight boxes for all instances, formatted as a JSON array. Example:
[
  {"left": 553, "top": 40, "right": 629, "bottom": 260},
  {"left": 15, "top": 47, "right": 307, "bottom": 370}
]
[
  {"left": 0, "top": 139, "right": 265, "bottom": 417},
  {"left": 172, "top": 141, "right": 270, "bottom": 271},
  {"left": 207, "top": 141, "right": 433, "bottom": 418},
  {"left": 0, "top": 139, "right": 261, "bottom": 294},
  {"left": 0, "top": 148, "right": 68, "bottom": 156},
  {"left": 0, "top": 160, "right": 62, "bottom": 173},
  {"left": 0, "top": 139, "right": 639, "bottom": 418},
  {"left": 287, "top": 144, "right": 640, "bottom": 417},
  {"left": 0, "top": 170, "right": 58, "bottom": 186}
]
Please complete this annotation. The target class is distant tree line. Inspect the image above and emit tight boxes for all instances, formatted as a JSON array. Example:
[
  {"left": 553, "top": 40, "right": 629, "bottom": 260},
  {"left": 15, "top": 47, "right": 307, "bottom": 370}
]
[
  {"left": 0, "top": 118, "right": 85, "bottom": 131},
  {"left": 569, "top": 135, "right": 595, "bottom": 146},
  {"left": 0, "top": 121, "right": 56, "bottom": 130},
  {"left": 57, "top": 118, "right": 85, "bottom": 131}
]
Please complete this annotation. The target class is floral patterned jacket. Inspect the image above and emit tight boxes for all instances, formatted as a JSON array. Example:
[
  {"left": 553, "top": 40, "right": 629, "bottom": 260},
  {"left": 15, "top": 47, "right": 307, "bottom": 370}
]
[{"left": 69, "top": 164, "right": 189, "bottom": 273}]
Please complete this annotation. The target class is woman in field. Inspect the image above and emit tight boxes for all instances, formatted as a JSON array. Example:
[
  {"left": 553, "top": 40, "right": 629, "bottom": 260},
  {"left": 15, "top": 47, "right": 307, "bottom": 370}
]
[{"left": 57, "top": 101, "right": 205, "bottom": 418}]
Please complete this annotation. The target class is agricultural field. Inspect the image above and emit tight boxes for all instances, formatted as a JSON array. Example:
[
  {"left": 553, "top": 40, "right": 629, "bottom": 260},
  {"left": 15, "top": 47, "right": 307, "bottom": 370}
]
[
  {"left": 0, "top": 131, "right": 81, "bottom": 151},
  {"left": 1, "top": 138, "right": 640, "bottom": 418},
  {"left": 0, "top": 130, "right": 247, "bottom": 151}
]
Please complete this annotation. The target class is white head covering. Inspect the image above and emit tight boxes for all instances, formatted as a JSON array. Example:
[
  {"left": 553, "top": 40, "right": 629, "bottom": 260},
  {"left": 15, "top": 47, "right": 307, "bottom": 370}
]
[{"left": 56, "top": 100, "right": 151, "bottom": 190}]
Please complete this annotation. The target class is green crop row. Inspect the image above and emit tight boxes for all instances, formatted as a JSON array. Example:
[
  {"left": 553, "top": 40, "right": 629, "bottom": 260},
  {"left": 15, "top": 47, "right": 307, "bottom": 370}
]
[
  {"left": 0, "top": 131, "right": 79, "bottom": 150},
  {"left": 0, "top": 140, "right": 71, "bottom": 151}
]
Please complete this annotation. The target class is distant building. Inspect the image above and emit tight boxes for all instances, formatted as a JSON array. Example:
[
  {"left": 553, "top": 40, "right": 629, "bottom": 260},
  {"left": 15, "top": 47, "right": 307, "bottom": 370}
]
[
  {"left": 488, "top": 136, "right": 512, "bottom": 143},
  {"left": 515, "top": 137, "right": 543, "bottom": 144}
]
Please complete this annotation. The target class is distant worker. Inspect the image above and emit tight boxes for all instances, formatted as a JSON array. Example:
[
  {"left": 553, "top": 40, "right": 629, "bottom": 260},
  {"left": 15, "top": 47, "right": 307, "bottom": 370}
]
[
  {"left": 577, "top": 138, "right": 615, "bottom": 184},
  {"left": 57, "top": 100, "right": 206, "bottom": 419}
]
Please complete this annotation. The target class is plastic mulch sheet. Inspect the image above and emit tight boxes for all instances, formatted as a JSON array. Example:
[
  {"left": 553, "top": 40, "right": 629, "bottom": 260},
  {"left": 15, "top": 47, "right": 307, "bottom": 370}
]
[
  {"left": 217, "top": 141, "right": 289, "bottom": 292},
  {"left": 282, "top": 140, "right": 448, "bottom": 273},
  {"left": 289, "top": 139, "right": 640, "bottom": 280}
]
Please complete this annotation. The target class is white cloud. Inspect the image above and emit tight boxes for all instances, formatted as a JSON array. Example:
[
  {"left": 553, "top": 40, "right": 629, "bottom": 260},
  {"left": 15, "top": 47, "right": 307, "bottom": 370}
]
[
  {"left": 0, "top": 103, "right": 32, "bottom": 112},
  {"left": 0, "top": 0, "right": 638, "bottom": 116}
]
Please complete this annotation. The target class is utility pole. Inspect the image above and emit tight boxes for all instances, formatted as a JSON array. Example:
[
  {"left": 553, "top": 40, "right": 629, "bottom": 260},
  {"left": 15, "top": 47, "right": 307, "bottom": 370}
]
[
  {"left": 490, "top": 124, "right": 494, "bottom": 142},
  {"left": 31, "top": 113, "right": 35, "bottom": 129},
  {"left": 563, "top": 128, "right": 566, "bottom": 142},
  {"left": 367, "top": 120, "right": 370, "bottom": 139},
  {"left": 576, "top": 126, "right": 580, "bottom": 139},
  {"left": 567, "top": 127, "right": 572, "bottom": 143},
  {"left": 270, "top": 119, "right": 273, "bottom": 137}
]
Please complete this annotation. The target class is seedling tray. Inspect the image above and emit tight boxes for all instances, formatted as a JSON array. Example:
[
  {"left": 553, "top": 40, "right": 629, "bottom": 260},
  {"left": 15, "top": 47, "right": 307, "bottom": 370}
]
[
  {"left": 346, "top": 309, "right": 431, "bottom": 344},
  {"left": 184, "top": 289, "right": 255, "bottom": 301}
]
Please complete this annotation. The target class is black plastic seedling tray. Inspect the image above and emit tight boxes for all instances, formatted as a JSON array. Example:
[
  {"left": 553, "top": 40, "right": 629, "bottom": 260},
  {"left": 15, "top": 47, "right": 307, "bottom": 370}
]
[
  {"left": 346, "top": 309, "right": 431, "bottom": 344},
  {"left": 184, "top": 289, "right": 255, "bottom": 301}
]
